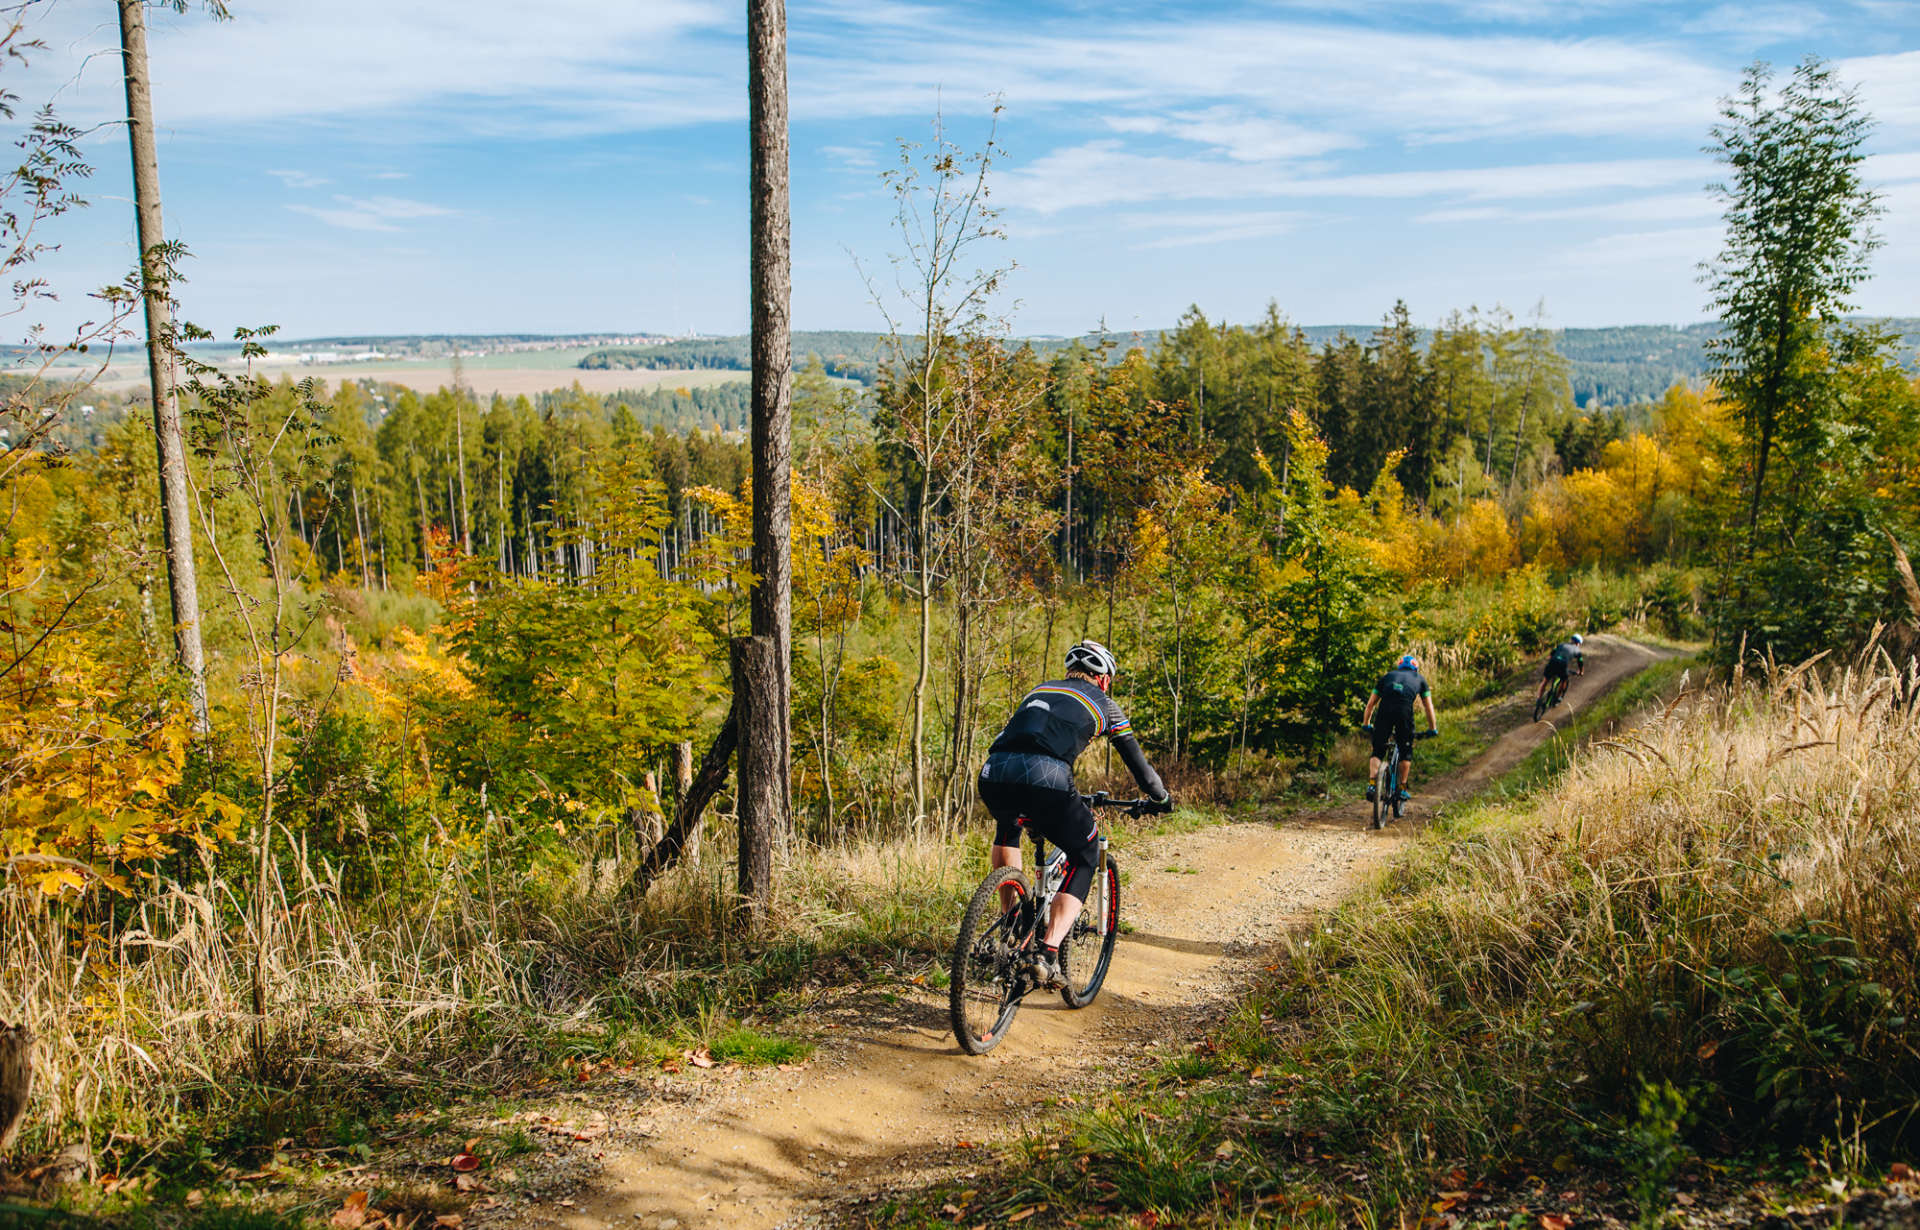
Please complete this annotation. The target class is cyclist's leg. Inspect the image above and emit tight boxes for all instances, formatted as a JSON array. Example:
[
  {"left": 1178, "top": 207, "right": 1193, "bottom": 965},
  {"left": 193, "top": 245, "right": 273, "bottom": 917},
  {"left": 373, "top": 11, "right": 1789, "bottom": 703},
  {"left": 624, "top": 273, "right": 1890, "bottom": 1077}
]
[
  {"left": 1393, "top": 712, "right": 1417, "bottom": 789},
  {"left": 978, "top": 781, "right": 1031, "bottom": 913},
  {"left": 1024, "top": 793, "right": 1100, "bottom": 949},
  {"left": 1367, "top": 722, "right": 1391, "bottom": 779},
  {"left": 980, "top": 755, "right": 1074, "bottom": 912}
]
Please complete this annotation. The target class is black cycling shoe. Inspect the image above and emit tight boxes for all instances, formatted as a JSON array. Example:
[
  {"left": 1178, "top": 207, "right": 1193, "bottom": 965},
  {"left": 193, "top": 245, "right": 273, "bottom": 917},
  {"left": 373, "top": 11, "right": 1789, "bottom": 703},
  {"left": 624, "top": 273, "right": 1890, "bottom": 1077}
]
[
  {"left": 1365, "top": 784, "right": 1377, "bottom": 802},
  {"left": 1026, "top": 953, "right": 1065, "bottom": 989}
]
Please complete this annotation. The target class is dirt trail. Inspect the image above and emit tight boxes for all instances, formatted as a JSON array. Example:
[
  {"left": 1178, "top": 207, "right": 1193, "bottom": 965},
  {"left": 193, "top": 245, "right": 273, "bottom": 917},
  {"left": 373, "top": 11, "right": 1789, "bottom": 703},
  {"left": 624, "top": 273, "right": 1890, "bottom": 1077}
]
[{"left": 515, "top": 636, "right": 1670, "bottom": 1230}]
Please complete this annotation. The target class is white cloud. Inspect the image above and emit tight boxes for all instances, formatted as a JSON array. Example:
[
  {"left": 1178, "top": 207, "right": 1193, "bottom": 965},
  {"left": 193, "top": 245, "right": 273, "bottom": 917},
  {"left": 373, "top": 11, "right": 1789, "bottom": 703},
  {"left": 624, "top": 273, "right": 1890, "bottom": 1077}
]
[
  {"left": 1417, "top": 192, "right": 1721, "bottom": 224},
  {"left": 1105, "top": 109, "right": 1360, "bottom": 163},
  {"left": 288, "top": 196, "right": 457, "bottom": 232},
  {"left": 31, "top": 0, "right": 740, "bottom": 134},
  {"left": 1844, "top": 50, "right": 1920, "bottom": 141},
  {"left": 802, "top": 15, "right": 1728, "bottom": 146},
  {"left": 267, "top": 169, "right": 328, "bottom": 189},
  {"left": 1548, "top": 226, "right": 1721, "bottom": 273},
  {"left": 21, "top": 0, "right": 1729, "bottom": 149},
  {"left": 1110, "top": 210, "right": 1315, "bottom": 249},
  {"left": 1001, "top": 142, "right": 1707, "bottom": 213}
]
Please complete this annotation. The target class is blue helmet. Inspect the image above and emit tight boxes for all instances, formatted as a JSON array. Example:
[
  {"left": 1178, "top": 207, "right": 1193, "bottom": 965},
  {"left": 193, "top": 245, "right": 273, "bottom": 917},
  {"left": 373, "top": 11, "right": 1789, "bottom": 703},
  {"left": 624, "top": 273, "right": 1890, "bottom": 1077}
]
[{"left": 1399, "top": 653, "right": 1419, "bottom": 669}]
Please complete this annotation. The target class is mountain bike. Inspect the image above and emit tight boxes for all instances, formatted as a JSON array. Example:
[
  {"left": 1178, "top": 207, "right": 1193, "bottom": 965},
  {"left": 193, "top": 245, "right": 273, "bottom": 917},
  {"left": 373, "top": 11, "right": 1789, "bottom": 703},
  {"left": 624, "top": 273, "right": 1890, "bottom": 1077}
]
[
  {"left": 1368, "top": 727, "right": 1436, "bottom": 829},
  {"left": 949, "top": 793, "right": 1152, "bottom": 1055},
  {"left": 1532, "top": 667, "right": 1583, "bottom": 722}
]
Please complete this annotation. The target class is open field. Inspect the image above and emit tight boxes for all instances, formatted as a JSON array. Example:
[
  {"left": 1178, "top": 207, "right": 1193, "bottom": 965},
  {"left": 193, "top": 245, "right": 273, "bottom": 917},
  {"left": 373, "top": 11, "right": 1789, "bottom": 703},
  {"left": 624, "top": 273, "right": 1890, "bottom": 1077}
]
[{"left": 63, "top": 362, "right": 749, "bottom": 401}]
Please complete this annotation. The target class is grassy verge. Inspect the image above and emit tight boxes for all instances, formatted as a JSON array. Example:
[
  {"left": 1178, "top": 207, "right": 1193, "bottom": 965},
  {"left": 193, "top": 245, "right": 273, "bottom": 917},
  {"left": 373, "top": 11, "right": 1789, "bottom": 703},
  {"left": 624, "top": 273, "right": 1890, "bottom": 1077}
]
[{"left": 857, "top": 647, "right": 1920, "bottom": 1229}]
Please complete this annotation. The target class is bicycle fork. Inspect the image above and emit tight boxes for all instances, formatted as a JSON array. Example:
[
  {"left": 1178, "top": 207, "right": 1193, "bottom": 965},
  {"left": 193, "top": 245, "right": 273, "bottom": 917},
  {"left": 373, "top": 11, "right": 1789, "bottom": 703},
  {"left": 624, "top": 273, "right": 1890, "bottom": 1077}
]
[{"left": 1090, "top": 835, "right": 1111, "bottom": 937}]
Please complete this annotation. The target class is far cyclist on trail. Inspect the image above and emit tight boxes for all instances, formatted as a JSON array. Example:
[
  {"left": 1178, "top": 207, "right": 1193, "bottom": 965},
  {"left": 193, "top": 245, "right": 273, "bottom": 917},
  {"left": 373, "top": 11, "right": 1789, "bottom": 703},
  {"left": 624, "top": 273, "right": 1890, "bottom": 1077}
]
[
  {"left": 1534, "top": 633, "right": 1586, "bottom": 712},
  {"left": 977, "top": 639, "right": 1172, "bottom": 990},
  {"left": 1360, "top": 654, "right": 1439, "bottom": 804}
]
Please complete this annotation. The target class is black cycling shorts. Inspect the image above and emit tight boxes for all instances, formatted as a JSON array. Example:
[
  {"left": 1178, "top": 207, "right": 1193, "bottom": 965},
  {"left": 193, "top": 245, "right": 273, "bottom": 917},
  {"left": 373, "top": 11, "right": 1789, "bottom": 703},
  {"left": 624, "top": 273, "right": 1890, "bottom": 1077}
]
[
  {"left": 978, "top": 778, "right": 1100, "bottom": 903},
  {"left": 1543, "top": 659, "right": 1571, "bottom": 682},
  {"left": 1370, "top": 710, "right": 1417, "bottom": 762}
]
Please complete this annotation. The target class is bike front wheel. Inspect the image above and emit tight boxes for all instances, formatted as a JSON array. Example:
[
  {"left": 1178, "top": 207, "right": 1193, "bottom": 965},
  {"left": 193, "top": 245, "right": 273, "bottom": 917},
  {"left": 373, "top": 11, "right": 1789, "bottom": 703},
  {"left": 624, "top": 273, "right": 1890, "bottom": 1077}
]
[
  {"left": 1371, "top": 757, "right": 1391, "bottom": 828},
  {"left": 950, "top": 866, "right": 1033, "bottom": 1055},
  {"left": 1061, "top": 856, "right": 1120, "bottom": 1009}
]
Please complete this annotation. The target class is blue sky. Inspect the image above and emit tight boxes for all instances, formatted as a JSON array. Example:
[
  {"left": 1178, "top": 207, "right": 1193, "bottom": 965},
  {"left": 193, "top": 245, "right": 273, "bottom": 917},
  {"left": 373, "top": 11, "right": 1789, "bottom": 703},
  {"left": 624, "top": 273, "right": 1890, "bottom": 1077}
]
[{"left": 13, "top": 0, "right": 1920, "bottom": 340}]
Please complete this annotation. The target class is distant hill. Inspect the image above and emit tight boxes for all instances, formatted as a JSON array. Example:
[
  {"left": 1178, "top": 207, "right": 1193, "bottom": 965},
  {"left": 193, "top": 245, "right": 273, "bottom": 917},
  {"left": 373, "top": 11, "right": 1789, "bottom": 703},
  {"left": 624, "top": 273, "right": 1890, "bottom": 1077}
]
[{"left": 580, "top": 331, "right": 889, "bottom": 384}]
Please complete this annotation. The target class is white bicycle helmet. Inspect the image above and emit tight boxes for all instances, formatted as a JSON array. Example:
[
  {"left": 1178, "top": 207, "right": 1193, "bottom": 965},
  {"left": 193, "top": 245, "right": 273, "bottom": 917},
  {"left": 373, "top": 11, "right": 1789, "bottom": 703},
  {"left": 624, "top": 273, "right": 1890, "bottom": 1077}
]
[
  {"left": 1571, "top": 633, "right": 1585, "bottom": 645},
  {"left": 1065, "top": 639, "right": 1118, "bottom": 677}
]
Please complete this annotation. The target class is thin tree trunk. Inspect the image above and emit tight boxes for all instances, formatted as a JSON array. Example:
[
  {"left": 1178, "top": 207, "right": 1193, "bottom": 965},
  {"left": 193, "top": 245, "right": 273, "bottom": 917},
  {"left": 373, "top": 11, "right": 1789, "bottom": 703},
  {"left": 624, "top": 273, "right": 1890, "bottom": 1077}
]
[
  {"left": 414, "top": 462, "right": 430, "bottom": 574},
  {"left": 1062, "top": 409, "right": 1073, "bottom": 580},
  {"left": 912, "top": 492, "right": 932, "bottom": 826},
  {"left": 352, "top": 484, "right": 370, "bottom": 588},
  {"left": 118, "top": 0, "right": 207, "bottom": 734},
  {"left": 733, "top": 635, "right": 777, "bottom": 926},
  {"left": 748, "top": 0, "right": 793, "bottom": 849},
  {"left": 627, "top": 715, "right": 737, "bottom": 901},
  {"left": 455, "top": 396, "right": 472, "bottom": 554}
]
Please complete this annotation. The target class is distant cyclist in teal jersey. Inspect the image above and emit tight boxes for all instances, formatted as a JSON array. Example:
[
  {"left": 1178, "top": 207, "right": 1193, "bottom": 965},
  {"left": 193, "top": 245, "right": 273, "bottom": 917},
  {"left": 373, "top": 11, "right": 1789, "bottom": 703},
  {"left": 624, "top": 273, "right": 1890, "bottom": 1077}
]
[{"left": 1359, "top": 654, "right": 1439, "bottom": 804}]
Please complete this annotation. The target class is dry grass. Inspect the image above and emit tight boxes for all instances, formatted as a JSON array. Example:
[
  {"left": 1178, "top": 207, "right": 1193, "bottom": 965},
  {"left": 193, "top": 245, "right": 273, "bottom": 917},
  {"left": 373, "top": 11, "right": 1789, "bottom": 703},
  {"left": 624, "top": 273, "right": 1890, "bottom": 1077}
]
[
  {"left": 1272, "top": 637, "right": 1920, "bottom": 1163},
  {"left": 0, "top": 823, "right": 974, "bottom": 1160}
]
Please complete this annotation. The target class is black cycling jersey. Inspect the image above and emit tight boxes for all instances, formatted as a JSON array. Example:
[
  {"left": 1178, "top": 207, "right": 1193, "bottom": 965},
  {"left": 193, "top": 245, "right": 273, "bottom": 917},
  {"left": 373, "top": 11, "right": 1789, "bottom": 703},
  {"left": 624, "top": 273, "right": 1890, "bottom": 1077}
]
[
  {"left": 1545, "top": 641, "right": 1585, "bottom": 678},
  {"left": 1372, "top": 667, "right": 1430, "bottom": 716},
  {"left": 986, "top": 677, "right": 1165, "bottom": 800},
  {"left": 979, "top": 676, "right": 1166, "bottom": 901}
]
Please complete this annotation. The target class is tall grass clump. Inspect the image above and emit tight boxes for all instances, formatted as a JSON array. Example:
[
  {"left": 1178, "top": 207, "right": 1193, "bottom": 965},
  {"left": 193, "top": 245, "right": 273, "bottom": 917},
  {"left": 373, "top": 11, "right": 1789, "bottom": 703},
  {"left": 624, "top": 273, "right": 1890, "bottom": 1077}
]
[{"left": 0, "top": 825, "right": 972, "bottom": 1164}]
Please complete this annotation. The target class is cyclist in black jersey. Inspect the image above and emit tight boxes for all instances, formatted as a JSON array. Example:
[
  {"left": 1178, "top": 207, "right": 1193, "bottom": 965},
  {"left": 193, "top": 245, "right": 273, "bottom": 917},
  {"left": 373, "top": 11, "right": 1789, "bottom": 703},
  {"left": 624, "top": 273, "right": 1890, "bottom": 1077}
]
[
  {"left": 1359, "top": 653, "right": 1439, "bottom": 803},
  {"left": 977, "top": 640, "right": 1171, "bottom": 989},
  {"left": 1534, "top": 634, "right": 1586, "bottom": 706}
]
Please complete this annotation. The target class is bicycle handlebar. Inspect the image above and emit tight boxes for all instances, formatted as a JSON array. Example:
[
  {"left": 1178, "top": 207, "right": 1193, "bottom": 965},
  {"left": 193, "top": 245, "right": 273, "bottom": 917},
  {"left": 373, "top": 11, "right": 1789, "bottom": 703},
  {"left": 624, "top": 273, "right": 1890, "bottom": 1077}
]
[{"left": 1081, "top": 791, "right": 1172, "bottom": 815}]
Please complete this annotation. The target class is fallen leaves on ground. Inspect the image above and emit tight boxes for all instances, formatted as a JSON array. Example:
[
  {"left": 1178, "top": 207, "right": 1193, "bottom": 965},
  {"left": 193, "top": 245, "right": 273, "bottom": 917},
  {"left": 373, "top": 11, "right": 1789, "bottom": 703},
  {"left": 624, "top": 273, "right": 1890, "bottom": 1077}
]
[{"left": 331, "top": 1191, "right": 375, "bottom": 1230}]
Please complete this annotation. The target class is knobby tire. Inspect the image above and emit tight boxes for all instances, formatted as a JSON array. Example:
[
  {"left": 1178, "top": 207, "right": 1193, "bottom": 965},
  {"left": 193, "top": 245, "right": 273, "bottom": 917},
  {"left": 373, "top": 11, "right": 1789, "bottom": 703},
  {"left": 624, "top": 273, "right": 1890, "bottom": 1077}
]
[
  {"left": 950, "top": 866, "right": 1032, "bottom": 1055},
  {"left": 1060, "top": 857, "right": 1121, "bottom": 1009},
  {"left": 1371, "top": 754, "right": 1390, "bottom": 828}
]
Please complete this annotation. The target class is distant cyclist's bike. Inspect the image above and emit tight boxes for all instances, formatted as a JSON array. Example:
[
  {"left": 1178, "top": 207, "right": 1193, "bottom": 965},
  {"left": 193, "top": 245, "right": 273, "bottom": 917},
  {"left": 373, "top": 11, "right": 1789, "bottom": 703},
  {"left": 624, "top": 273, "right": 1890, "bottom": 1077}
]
[
  {"left": 1368, "top": 727, "right": 1437, "bottom": 829},
  {"left": 1532, "top": 669, "right": 1583, "bottom": 722},
  {"left": 949, "top": 793, "right": 1151, "bottom": 1055}
]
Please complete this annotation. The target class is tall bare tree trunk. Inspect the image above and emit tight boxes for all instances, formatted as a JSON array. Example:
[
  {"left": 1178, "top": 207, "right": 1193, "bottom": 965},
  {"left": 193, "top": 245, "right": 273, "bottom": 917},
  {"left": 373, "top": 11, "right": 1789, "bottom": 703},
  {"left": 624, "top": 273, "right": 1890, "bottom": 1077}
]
[
  {"left": 744, "top": 0, "right": 791, "bottom": 913},
  {"left": 119, "top": 0, "right": 207, "bottom": 733},
  {"left": 674, "top": 739, "right": 698, "bottom": 863},
  {"left": 733, "top": 636, "right": 777, "bottom": 925},
  {"left": 912, "top": 481, "right": 931, "bottom": 827}
]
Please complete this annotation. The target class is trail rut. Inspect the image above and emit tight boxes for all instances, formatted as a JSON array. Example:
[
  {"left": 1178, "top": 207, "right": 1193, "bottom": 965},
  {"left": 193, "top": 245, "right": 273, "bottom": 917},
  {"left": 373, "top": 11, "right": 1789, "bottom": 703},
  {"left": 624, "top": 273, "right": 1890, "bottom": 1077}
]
[{"left": 500, "top": 634, "right": 1670, "bottom": 1230}]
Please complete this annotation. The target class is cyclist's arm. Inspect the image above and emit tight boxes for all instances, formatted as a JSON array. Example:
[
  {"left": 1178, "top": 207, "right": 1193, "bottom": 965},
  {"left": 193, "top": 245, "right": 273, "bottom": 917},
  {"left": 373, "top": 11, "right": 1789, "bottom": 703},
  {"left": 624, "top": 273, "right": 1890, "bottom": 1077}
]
[
  {"left": 1111, "top": 732, "right": 1167, "bottom": 800},
  {"left": 1361, "top": 693, "right": 1379, "bottom": 725},
  {"left": 1421, "top": 693, "right": 1438, "bottom": 732}
]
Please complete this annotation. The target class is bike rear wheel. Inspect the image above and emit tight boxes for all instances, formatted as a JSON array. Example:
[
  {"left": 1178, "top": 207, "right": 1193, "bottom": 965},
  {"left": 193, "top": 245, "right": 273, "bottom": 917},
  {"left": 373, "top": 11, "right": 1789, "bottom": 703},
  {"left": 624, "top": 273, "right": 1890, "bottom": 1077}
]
[
  {"left": 950, "top": 866, "right": 1033, "bottom": 1055},
  {"left": 1060, "top": 857, "right": 1120, "bottom": 1009},
  {"left": 1371, "top": 754, "right": 1392, "bottom": 828}
]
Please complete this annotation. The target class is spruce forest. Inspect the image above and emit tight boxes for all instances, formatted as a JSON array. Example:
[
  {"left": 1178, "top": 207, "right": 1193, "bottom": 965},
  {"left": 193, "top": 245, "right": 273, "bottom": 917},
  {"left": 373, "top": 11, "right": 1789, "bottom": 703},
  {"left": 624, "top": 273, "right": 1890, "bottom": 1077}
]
[{"left": 1, "top": 15, "right": 1918, "bottom": 1230}]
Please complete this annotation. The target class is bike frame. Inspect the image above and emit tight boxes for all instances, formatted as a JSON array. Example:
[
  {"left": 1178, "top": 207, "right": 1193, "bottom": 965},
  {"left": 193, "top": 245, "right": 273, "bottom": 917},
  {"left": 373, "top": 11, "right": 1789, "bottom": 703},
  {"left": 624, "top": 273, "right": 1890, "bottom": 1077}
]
[{"left": 1027, "top": 830, "right": 1113, "bottom": 941}]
